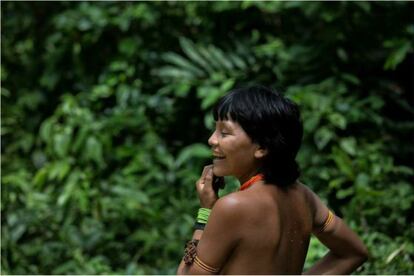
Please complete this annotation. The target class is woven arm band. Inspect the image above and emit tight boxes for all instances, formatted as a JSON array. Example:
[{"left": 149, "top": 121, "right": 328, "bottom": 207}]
[
  {"left": 319, "top": 210, "right": 335, "bottom": 232},
  {"left": 183, "top": 239, "right": 219, "bottom": 273}
]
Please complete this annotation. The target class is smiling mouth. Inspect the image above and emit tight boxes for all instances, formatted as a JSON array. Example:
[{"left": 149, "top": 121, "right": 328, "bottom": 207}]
[{"left": 213, "top": 156, "right": 226, "bottom": 160}]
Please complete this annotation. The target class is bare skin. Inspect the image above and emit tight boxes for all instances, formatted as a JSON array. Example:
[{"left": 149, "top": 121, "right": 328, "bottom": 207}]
[
  {"left": 177, "top": 120, "right": 368, "bottom": 274},
  {"left": 198, "top": 179, "right": 313, "bottom": 274}
]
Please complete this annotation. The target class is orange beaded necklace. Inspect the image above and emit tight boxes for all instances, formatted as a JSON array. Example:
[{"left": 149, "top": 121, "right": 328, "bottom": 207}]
[{"left": 239, "top": 174, "right": 265, "bottom": 191}]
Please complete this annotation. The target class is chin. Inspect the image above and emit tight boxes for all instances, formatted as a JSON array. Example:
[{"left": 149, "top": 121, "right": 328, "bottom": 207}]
[{"left": 212, "top": 166, "right": 227, "bottom": 177}]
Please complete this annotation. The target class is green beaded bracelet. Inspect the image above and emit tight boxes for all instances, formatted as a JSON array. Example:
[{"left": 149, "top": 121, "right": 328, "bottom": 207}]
[{"left": 196, "top": 208, "right": 211, "bottom": 224}]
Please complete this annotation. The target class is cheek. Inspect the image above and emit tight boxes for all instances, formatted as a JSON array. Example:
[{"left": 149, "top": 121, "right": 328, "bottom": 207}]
[{"left": 225, "top": 144, "right": 255, "bottom": 166}]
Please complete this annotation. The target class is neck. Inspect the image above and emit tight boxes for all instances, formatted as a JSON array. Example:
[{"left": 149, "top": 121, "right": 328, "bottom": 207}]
[
  {"left": 237, "top": 161, "right": 262, "bottom": 184},
  {"left": 238, "top": 170, "right": 260, "bottom": 185}
]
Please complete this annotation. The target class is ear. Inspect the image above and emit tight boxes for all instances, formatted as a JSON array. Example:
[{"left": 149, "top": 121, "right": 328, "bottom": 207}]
[{"left": 254, "top": 147, "right": 268, "bottom": 159}]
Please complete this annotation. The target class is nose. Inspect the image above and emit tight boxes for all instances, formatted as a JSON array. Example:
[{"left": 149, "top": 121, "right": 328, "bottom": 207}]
[{"left": 208, "top": 130, "right": 218, "bottom": 147}]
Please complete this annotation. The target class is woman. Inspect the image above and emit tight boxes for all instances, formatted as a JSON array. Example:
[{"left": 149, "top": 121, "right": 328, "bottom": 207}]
[{"left": 177, "top": 85, "right": 368, "bottom": 274}]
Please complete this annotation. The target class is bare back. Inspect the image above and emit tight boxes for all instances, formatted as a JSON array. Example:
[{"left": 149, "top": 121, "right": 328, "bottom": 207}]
[
  {"left": 178, "top": 178, "right": 368, "bottom": 275},
  {"left": 219, "top": 182, "right": 314, "bottom": 274}
]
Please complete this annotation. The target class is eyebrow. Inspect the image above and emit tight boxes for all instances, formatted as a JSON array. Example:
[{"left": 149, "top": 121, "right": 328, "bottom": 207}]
[{"left": 217, "top": 120, "right": 234, "bottom": 131}]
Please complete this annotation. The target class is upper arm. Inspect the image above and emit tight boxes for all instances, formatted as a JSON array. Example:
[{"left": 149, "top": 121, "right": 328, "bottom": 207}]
[
  {"left": 302, "top": 184, "right": 330, "bottom": 230},
  {"left": 183, "top": 195, "right": 242, "bottom": 274},
  {"left": 305, "top": 186, "right": 368, "bottom": 259}
]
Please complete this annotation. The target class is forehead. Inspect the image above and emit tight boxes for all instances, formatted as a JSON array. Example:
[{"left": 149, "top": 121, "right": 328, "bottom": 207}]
[{"left": 216, "top": 119, "right": 240, "bottom": 130}]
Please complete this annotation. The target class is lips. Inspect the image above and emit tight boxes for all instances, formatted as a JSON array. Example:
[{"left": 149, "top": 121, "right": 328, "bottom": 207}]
[
  {"left": 213, "top": 156, "right": 226, "bottom": 160},
  {"left": 212, "top": 152, "right": 226, "bottom": 160}
]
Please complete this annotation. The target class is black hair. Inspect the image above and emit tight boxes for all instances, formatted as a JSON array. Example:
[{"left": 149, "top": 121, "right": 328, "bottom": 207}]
[{"left": 213, "top": 85, "right": 303, "bottom": 188}]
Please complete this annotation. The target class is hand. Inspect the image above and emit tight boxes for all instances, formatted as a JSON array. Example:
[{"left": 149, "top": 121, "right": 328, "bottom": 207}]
[{"left": 196, "top": 165, "right": 219, "bottom": 209}]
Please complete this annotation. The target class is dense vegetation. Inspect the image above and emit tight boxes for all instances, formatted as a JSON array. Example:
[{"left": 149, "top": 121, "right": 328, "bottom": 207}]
[{"left": 2, "top": 2, "right": 413, "bottom": 274}]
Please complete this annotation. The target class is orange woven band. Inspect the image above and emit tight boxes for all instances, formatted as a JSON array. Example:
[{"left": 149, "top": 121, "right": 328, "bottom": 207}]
[
  {"left": 194, "top": 255, "right": 219, "bottom": 273},
  {"left": 320, "top": 210, "right": 334, "bottom": 232}
]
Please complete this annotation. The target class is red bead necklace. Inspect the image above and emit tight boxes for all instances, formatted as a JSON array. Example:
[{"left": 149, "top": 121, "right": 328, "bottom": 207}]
[{"left": 239, "top": 174, "right": 265, "bottom": 191}]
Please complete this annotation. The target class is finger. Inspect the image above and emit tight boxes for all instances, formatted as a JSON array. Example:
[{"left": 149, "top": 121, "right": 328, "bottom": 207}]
[
  {"left": 195, "top": 179, "right": 202, "bottom": 193},
  {"left": 201, "top": 165, "right": 213, "bottom": 179},
  {"left": 203, "top": 166, "right": 214, "bottom": 191},
  {"left": 196, "top": 166, "right": 209, "bottom": 186},
  {"left": 201, "top": 164, "right": 213, "bottom": 177},
  {"left": 197, "top": 165, "right": 212, "bottom": 186},
  {"left": 196, "top": 165, "right": 212, "bottom": 191}
]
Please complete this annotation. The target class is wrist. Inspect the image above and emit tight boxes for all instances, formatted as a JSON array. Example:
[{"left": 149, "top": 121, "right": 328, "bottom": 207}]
[
  {"left": 200, "top": 200, "right": 216, "bottom": 209},
  {"left": 193, "top": 207, "right": 211, "bottom": 231},
  {"left": 196, "top": 208, "right": 211, "bottom": 224}
]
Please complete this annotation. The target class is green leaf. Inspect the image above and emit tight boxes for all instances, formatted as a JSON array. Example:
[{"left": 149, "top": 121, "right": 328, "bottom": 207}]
[
  {"left": 39, "top": 118, "right": 55, "bottom": 144},
  {"left": 314, "top": 127, "right": 334, "bottom": 150},
  {"left": 336, "top": 187, "right": 354, "bottom": 199},
  {"left": 331, "top": 147, "right": 354, "bottom": 179},
  {"left": 341, "top": 73, "right": 360, "bottom": 85},
  {"left": 198, "top": 86, "right": 224, "bottom": 110},
  {"left": 328, "top": 113, "right": 347, "bottom": 130},
  {"left": 198, "top": 45, "right": 221, "bottom": 71},
  {"left": 57, "top": 171, "right": 80, "bottom": 206},
  {"left": 10, "top": 224, "right": 27, "bottom": 242},
  {"left": 72, "top": 127, "right": 89, "bottom": 153},
  {"left": 111, "top": 186, "right": 150, "bottom": 205},
  {"left": 204, "top": 113, "right": 215, "bottom": 130},
  {"left": 91, "top": 84, "right": 112, "bottom": 100},
  {"left": 174, "top": 83, "right": 192, "bottom": 97},
  {"left": 180, "top": 38, "right": 214, "bottom": 74},
  {"left": 85, "top": 136, "right": 104, "bottom": 166},
  {"left": 336, "top": 48, "right": 348, "bottom": 62},
  {"left": 339, "top": 137, "right": 357, "bottom": 156},
  {"left": 162, "top": 52, "right": 204, "bottom": 77},
  {"left": 156, "top": 66, "right": 195, "bottom": 79},
  {"left": 220, "top": 78, "right": 235, "bottom": 92},
  {"left": 328, "top": 177, "right": 346, "bottom": 189},
  {"left": 207, "top": 45, "right": 234, "bottom": 71},
  {"left": 384, "top": 39, "right": 412, "bottom": 70},
  {"left": 48, "top": 160, "right": 71, "bottom": 181},
  {"left": 53, "top": 127, "right": 73, "bottom": 158},
  {"left": 304, "top": 114, "right": 321, "bottom": 132},
  {"left": 228, "top": 52, "right": 247, "bottom": 70},
  {"left": 118, "top": 37, "right": 139, "bottom": 57},
  {"left": 34, "top": 166, "right": 48, "bottom": 187},
  {"left": 176, "top": 143, "right": 211, "bottom": 167}
]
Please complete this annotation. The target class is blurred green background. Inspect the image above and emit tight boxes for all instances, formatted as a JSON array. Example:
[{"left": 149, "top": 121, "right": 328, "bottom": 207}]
[{"left": 1, "top": 2, "right": 413, "bottom": 274}]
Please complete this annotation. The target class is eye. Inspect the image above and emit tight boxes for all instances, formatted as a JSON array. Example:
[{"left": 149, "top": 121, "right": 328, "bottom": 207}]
[{"left": 220, "top": 131, "right": 229, "bottom": 137}]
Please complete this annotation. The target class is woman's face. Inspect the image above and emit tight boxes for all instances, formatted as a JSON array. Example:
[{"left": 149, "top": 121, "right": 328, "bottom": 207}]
[{"left": 208, "top": 119, "right": 263, "bottom": 183}]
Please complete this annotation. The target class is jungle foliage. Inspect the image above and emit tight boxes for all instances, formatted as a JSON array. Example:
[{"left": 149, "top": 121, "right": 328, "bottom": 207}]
[{"left": 1, "top": 2, "right": 414, "bottom": 274}]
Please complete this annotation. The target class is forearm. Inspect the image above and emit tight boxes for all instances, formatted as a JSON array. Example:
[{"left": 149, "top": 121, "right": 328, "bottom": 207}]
[
  {"left": 304, "top": 251, "right": 367, "bottom": 275},
  {"left": 177, "top": 230, "right": 204, "bottom": 274},
  {"left": 305, "top": 216, "right": 368, "bottom": 274},
  {"left": 178, "top": 165, "right": 218, "bottom": 274}
]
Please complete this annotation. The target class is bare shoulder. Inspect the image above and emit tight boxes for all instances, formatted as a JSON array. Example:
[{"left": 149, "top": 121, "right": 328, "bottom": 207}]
[
  {"left": 209, "top": 192, "right": 250, "bottom": 222},
  {"left": 296, "top": 181, "right": 313, "bottom": 195},
  {"left": 213, "top": 192, "right": 248, "bottom": 213},
  {"left": 296, "top": 181, "right": 317, "bottom": 206},
  {"left": 296, "top": 181, "right": 331, "bottom": 228}
]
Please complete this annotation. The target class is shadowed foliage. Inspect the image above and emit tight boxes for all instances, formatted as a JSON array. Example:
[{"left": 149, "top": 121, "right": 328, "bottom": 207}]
[{"left": 1, "top": 2, "right": 413, "bottom": 274}]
